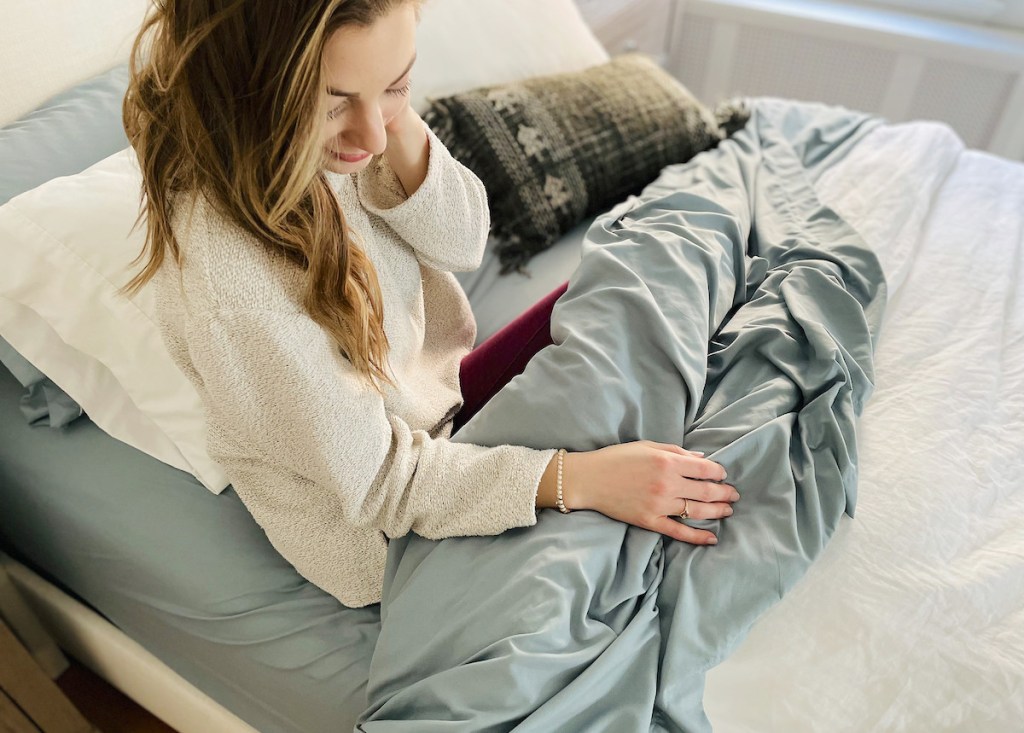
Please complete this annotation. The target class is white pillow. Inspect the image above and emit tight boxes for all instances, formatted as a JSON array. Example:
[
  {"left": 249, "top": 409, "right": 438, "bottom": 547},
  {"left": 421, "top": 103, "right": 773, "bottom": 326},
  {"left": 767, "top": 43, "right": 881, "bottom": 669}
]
[
  {"left": 410, "top": 0, "right": 610, "bottom": 114},
  {"left": 0, "top": 148, "right": 230, "bottom": 493}
]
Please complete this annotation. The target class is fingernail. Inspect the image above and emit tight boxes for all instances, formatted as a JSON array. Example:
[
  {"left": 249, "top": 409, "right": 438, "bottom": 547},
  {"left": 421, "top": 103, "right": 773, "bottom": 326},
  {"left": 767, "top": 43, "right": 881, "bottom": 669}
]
[
  {"left": 692, "top": 451, "right": 705, "bottom": 457},
  {"left": 725, "top": 507, "right": 734, "bottom": 516},
  {"left": 732, "top": 492, "right": 741, "bottom": 501},
  {"left": 707, "top": 536, "right": 718, "bottom": 545}
]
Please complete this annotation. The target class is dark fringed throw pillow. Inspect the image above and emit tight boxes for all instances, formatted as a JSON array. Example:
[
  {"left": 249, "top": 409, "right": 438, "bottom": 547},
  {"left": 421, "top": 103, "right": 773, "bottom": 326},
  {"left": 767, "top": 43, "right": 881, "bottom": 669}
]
[{"left": 423, "top": 53, "right": 749, "bottom": 275}]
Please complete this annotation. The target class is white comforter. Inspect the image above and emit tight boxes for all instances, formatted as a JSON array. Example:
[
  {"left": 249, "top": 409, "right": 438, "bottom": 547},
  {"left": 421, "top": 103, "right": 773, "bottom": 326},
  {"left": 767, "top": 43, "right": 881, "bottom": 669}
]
[{"left": 704, "top": 121, "right": 1024, "bottom": 731}]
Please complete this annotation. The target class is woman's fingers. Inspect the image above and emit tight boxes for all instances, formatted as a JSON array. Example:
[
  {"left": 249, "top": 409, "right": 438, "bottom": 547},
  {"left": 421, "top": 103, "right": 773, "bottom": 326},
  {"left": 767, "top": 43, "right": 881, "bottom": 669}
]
[
  {"left": 639, "top": 443, "right": 738, "bottom": 537},
  {"left": 675, "top": 453, "right": 728, "bottom": 482},
  {"left": 675, "top": 477, "right": 739, "bottom": 504},
  {"left": 642, "top": 439, "right": 707, "bottom": 460},
  {"left": 649, "top": 515, "right": 719, "bottom": 545},
  {"left": 642, "top": 440, "right": 729, "bottom": 482},
  {"left": 670, "top": 497, "right": 734, "bottom": 520}
]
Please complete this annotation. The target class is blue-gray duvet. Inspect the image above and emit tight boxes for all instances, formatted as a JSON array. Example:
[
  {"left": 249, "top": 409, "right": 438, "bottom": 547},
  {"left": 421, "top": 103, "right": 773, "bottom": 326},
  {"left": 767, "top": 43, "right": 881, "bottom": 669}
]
[{"left": 356, "top": 98, "right": 887, "bottom": 732}]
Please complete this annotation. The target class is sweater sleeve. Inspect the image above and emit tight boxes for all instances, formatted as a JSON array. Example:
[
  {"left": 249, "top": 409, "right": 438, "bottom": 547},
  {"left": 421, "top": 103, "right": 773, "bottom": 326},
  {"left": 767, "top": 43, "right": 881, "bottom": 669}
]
[
  {"left": 184, "top": 306, "right": 557, "bottom": 543},
  {"left": 355, "top": 120, "right": 490, "bottom": 273}
]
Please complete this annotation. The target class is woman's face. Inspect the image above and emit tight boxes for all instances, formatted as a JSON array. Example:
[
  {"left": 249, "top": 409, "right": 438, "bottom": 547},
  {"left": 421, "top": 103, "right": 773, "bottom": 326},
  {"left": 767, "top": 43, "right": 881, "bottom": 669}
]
[{"left": 321, "top": 3, "right": 418, "bottom": 174}]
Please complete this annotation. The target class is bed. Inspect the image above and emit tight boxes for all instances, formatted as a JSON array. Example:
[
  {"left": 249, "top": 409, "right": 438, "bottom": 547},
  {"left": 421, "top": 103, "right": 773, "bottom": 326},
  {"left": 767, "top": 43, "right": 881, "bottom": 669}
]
[{"left": 2, "top": 2, "right": 1022, "bottom": 733}]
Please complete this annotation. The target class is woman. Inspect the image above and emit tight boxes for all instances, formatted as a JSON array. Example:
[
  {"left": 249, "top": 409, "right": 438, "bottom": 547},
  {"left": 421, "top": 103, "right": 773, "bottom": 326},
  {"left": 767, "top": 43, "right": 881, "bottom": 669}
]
[{"left": 122, "top": 0, "right": 738, "bottom": 608}]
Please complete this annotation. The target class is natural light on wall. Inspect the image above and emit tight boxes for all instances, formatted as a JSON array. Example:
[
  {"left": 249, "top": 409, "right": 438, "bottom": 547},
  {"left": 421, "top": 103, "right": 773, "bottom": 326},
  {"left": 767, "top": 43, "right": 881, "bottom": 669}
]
[{"left": 852, "top": 0, "right": 1024, "bottom": 30}]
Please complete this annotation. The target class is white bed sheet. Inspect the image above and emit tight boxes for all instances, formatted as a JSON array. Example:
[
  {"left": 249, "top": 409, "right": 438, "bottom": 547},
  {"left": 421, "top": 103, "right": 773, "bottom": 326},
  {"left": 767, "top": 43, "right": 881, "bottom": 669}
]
[{"left": 704, "top": 121, "right": 1024, "bottom": 731}]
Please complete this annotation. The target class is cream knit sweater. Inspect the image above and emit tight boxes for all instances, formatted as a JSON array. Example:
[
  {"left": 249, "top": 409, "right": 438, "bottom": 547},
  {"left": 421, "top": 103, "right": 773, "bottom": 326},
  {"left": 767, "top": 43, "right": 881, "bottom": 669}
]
[{"left": 152, "top": 122, "right": 558, "bottom": 608}]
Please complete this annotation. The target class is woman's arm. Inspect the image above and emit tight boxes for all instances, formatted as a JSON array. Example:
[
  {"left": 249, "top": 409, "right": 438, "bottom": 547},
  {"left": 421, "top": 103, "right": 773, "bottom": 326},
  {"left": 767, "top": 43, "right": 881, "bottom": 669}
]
[
  {"left": 184, "top": 306, "right": 557, "bottom": 543},
  {"left": 383, "top": 104, "right": 429, "bottom": 198},
  {"left": 355, "top": 111, "right": 491, "bottom": 273}
]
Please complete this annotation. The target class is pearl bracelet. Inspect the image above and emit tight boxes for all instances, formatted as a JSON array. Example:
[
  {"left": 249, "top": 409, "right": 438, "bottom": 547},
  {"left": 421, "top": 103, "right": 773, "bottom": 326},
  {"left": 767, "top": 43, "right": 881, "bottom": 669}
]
[{"left": 556, "top": 448, "right": 571, "bottom": 514}]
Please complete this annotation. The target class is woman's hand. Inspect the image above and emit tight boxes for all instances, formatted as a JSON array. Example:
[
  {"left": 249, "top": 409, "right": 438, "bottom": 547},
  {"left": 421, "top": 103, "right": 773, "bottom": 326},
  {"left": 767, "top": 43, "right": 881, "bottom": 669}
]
[
  {"left": 564, "top": 440, "right": 738, "bottom": 545},
  {"left": 383, "top": 104, "right": 429, "bottom": 197},
  {"left": 383, "top": 101, "right": 420, "bottom": 142}
]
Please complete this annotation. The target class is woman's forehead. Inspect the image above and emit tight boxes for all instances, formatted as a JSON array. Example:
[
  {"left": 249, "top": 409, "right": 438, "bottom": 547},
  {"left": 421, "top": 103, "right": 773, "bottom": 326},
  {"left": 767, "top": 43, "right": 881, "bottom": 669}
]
[{"left": 323, "top": 6, "right": 417, "bottom": 95}]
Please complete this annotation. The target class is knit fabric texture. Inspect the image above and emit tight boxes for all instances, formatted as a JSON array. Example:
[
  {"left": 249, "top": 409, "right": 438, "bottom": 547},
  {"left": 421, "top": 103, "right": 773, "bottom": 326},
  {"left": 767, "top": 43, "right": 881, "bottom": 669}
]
[
  {"left": 423, "top": 52, "right": 750, "bottom": 275},
  {"left": 151, "top": 121, "right": 558, "bottom": 608}
]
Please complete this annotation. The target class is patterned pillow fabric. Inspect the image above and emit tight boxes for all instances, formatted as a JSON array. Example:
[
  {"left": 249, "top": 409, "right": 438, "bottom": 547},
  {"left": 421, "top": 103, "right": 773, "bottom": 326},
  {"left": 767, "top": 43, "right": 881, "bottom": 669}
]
[{"left": 423, "top": 53, "right": 749, "bottom": 275}]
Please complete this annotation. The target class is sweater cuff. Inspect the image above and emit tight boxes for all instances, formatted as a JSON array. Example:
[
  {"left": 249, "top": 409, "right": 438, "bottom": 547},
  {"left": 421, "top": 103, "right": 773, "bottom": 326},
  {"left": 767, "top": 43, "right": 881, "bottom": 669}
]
[
  {"left": 509, "top": 446, "right": 561, "bottom": 524},
  {"left": 477, "top": 444, "right": 560, "bottom": 530}
]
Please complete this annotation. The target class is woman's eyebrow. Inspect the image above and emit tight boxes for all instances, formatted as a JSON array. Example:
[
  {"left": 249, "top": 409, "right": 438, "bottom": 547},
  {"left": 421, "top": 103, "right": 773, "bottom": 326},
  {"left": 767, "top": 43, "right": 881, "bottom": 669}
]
[{"left": 327, "top": 53, "right": 417, "bottom": 98}]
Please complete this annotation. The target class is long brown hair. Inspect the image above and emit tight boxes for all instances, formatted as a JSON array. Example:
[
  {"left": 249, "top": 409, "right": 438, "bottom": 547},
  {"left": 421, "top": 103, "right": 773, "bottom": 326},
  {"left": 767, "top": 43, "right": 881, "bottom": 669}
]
[{"left": 122, "top": 0, "right": 422, "bottom": 395}]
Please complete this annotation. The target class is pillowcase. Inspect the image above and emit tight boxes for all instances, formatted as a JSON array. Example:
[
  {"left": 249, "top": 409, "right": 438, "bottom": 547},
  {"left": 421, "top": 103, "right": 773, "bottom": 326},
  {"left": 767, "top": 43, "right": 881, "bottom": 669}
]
[
  {"left": 0, "top": 335, "right": 83, "bottom": 427},
  {"left": 0, "top": 63, "right": 133, "bottom": 427},
  {"left": 0, "top": 64, "right": 131, "bottom": 206},
  {"left": 423, "top": 53, "right": 751, "bottom": 275},
  {"left": 410, "top": 0, "right": 609, "bottom": 115},
  {"left": 0, "top": 148, "right": 230, "bottom": 493}
]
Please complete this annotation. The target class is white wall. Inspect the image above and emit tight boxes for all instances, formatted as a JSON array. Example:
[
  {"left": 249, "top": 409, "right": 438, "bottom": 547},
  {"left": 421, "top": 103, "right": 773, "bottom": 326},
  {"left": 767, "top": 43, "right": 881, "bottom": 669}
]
[{"left": 0, "top": 0, "right": 153, "bottom": 127}]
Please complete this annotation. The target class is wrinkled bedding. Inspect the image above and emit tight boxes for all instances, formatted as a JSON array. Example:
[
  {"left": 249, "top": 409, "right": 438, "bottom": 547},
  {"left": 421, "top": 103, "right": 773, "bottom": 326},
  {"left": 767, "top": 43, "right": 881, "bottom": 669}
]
[
  {"left": 703, "top": 116, "right": 1024, "bottom": 732},
  {"left": 356, "top": 99, "right": 889, "bottom": 731}
]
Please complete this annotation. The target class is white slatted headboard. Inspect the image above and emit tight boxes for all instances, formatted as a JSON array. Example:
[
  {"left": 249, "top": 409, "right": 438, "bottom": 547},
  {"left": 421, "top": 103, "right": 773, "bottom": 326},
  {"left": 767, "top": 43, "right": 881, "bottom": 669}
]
[{"left": 667, "top": 0, "right": 1024, "bottom": 160}]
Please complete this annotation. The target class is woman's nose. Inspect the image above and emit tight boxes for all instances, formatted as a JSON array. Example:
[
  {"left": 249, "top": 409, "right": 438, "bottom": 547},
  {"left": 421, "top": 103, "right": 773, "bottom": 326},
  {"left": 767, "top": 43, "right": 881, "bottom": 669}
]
[{"left": 344, "top": 105, "right": 387, "bottom": 156}]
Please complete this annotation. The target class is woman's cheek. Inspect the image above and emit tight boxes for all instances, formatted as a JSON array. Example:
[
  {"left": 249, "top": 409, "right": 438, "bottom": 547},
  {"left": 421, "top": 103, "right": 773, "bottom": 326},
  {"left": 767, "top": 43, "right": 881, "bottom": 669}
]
[{"left": 323, "top": 118, "right": 341, "bottom": 143}]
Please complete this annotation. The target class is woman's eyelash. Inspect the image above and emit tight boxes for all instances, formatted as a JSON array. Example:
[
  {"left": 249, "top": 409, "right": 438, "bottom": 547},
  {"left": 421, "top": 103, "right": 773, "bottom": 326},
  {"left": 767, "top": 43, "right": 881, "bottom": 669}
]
[
  {"left": 387, "top": 80, "right": 411, "bottom": 97},
  {"left": 326, "top": 81, "right": 411, "bottom": 119}
]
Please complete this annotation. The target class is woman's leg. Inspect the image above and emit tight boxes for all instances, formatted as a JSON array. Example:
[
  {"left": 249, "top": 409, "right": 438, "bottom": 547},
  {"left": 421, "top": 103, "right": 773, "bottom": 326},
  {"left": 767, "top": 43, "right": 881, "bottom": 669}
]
[{"left": 453, "top": 280, "right": 570, "bottom": 434}]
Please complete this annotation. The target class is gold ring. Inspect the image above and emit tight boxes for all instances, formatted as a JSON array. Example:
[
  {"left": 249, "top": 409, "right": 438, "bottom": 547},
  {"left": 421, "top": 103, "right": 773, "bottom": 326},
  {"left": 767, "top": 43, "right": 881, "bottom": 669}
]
[{"left": 679, "top": 498, "right": 689, "bottom": 519}]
